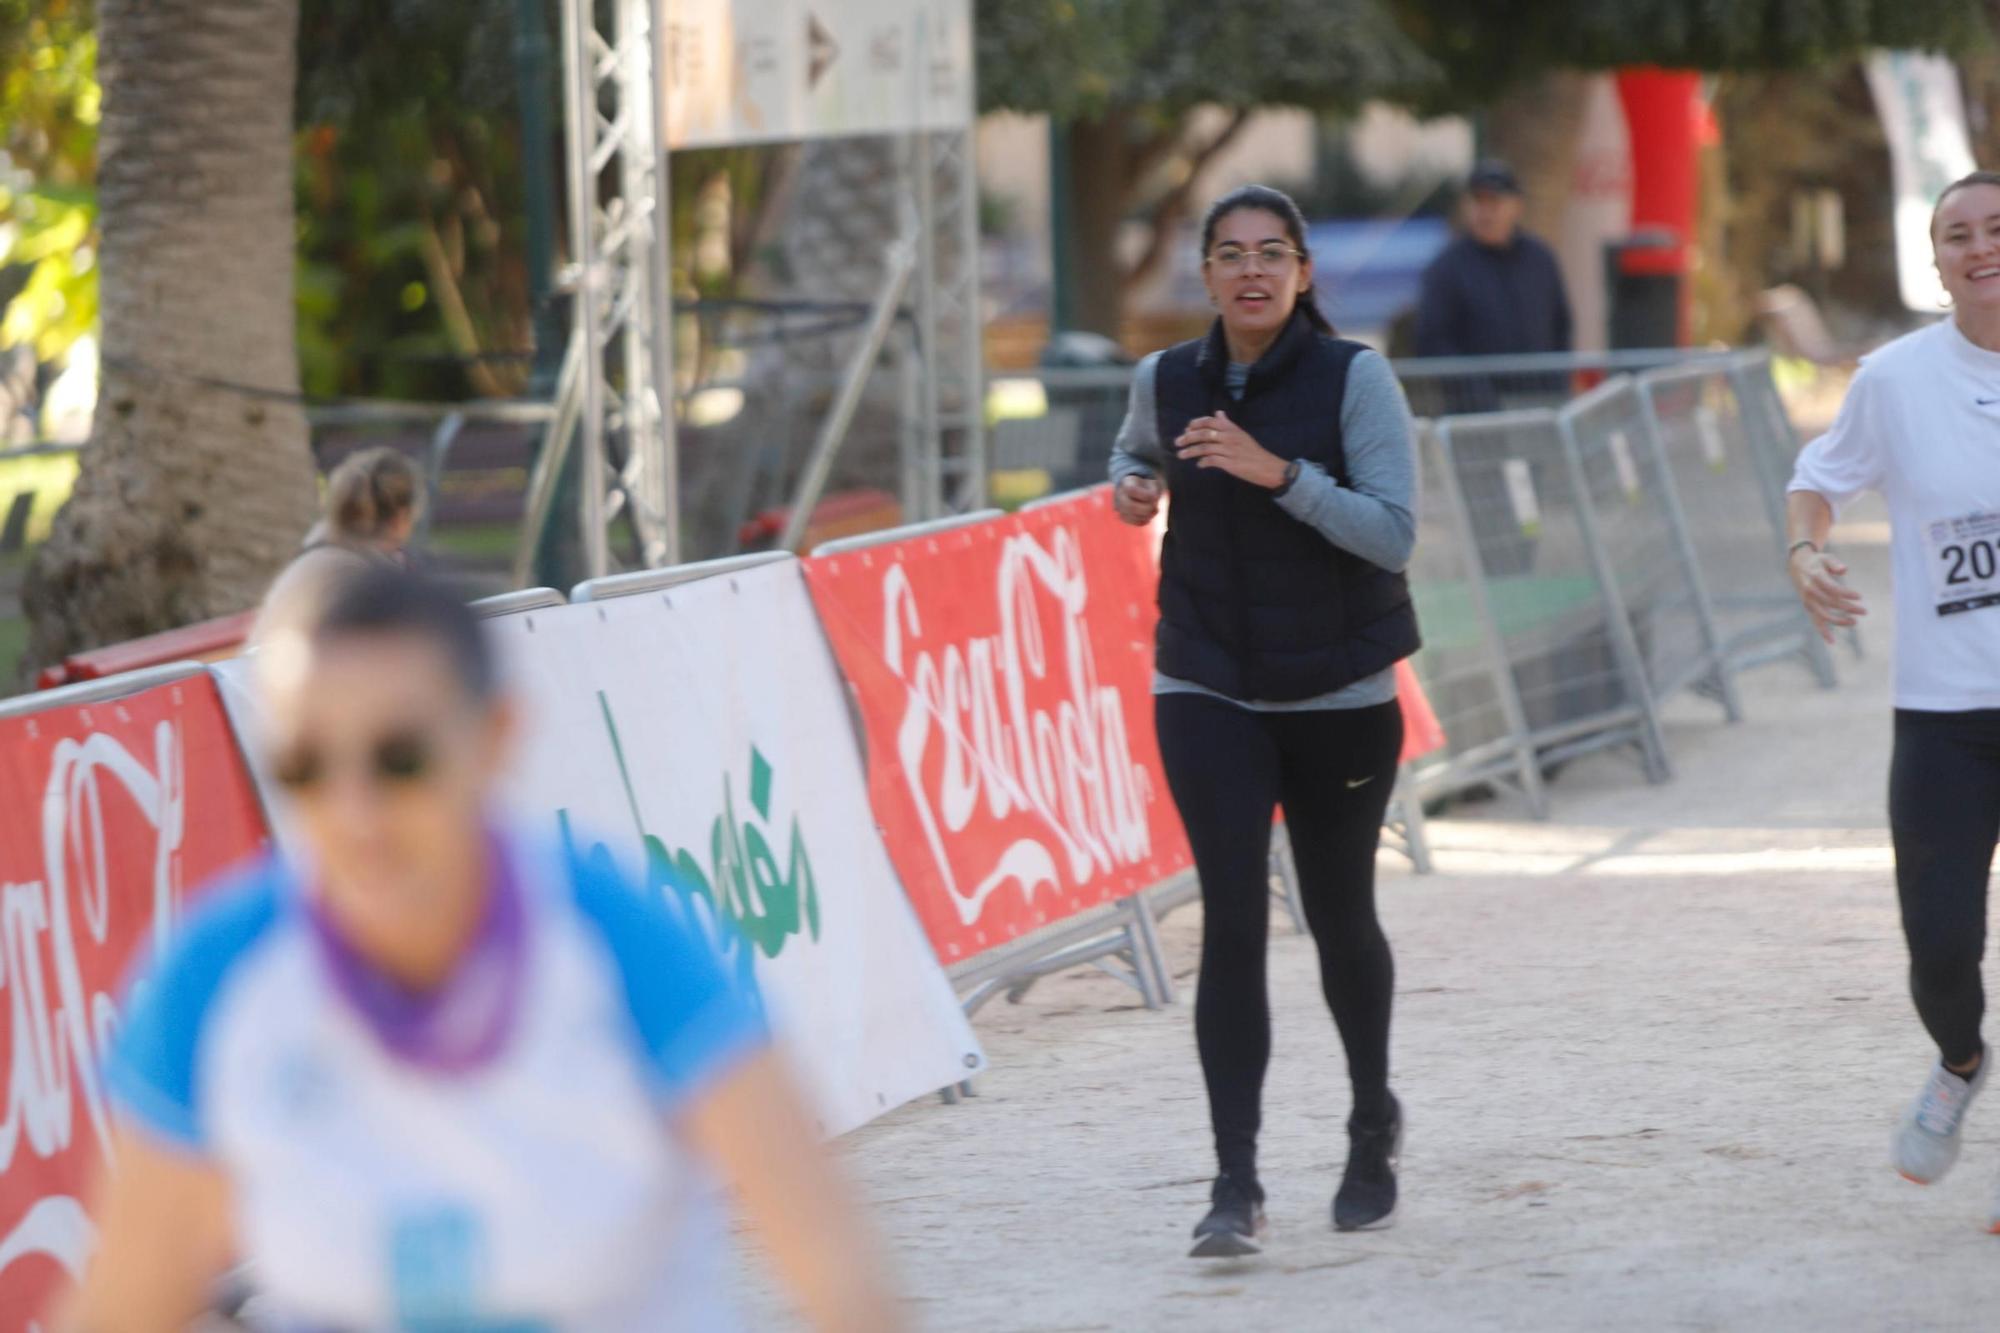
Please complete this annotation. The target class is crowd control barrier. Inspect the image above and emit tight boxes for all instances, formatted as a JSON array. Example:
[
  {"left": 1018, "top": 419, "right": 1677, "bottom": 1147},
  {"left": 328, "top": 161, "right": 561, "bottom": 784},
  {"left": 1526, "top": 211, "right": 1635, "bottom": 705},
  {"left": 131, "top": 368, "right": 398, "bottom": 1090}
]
[
  {"left": 1558, "top": 378, "right": 1739, "bottom": 725},
  {"left": 1420, "top": 408, "right": 1670, "bottom": 812},
  {"left": 802, "top": 492, "right": 1192, "bottom": 1013},
  {"left": 801, "top": 488, "right": 1448, "bottom": 1017},
  {"left": 1635, "top": 361, "right": 1836, "bottom": 690},
  {"left": 0, "top": 664, "right": 271, "bottom": 1322},
  {"left": 473, "top": 562, "right": 989, "bottom": 1138},
  {"left": 1404, "top": 351, "right": 1841, "bottom": 811}
]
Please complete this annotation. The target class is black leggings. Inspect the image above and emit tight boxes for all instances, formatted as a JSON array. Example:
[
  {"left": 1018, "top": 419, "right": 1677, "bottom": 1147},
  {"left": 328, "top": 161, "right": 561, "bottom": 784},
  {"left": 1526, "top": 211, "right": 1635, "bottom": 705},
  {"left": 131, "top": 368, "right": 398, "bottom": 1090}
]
[
  {"left": 1891, "top": 709, "right": 2000, "bottom": 1067},
  {"left": 1155, "top": 692, "right": 1404, "bottom": 1184}
]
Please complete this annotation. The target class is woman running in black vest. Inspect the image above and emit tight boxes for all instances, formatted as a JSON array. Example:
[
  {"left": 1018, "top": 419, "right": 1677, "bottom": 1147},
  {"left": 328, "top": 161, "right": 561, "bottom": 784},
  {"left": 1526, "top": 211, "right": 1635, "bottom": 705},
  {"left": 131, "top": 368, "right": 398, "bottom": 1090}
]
[{"left": 1109, "top": 184, "right": 1422, "bottom": 1256}]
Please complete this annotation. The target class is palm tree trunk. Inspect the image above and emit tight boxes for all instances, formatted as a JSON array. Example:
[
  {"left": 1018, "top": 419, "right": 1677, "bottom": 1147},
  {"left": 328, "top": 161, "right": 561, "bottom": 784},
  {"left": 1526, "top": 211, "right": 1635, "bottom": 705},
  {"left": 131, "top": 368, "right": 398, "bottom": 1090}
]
[{"left": 23, "top": 0, "right": 316, "bottom": 673}]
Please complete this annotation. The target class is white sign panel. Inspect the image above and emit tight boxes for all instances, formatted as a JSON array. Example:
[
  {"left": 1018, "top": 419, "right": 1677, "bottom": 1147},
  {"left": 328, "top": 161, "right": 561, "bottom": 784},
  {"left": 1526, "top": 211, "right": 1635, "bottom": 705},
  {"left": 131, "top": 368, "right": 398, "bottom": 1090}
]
[
  {"left": 1866, "top": 50, "right": 1977, "bottom": 313},
  {"left": 662, "top": 0, "right": 974, "bottom": 149},
  {"left": 489, "top": 560, "right": 984, "bottom": 1137}
]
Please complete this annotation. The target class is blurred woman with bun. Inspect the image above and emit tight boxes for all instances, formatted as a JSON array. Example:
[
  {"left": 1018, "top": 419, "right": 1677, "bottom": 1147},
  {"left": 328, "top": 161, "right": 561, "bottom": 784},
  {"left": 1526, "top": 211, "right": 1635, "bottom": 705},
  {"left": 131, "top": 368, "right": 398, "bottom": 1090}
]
[{"left": 257, "top": 446, "right": 424, "bottom": 635}]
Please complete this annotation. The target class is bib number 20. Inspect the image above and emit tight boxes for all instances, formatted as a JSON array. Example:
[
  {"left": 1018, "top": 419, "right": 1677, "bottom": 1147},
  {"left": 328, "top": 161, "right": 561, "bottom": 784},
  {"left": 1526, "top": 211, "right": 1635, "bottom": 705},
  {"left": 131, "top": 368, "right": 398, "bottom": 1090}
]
[{"left": 1943, "top": 541, "right": 2000, "bottom": 585}]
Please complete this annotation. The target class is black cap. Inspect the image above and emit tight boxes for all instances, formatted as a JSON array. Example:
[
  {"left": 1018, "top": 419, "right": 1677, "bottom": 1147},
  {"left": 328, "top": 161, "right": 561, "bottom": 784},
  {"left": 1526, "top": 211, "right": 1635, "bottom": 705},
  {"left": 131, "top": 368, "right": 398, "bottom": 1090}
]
[{"left": 1467, "top": 158, "right": 1521, "bottom": 196}]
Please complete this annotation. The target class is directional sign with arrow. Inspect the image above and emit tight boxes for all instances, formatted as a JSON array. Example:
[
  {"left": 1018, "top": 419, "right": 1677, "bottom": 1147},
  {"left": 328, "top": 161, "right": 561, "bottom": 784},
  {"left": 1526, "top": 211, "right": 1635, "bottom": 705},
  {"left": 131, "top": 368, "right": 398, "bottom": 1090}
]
[
  {"left": 661, "top": 0, "right": 971, "bottom": 150},
  {"left": 807, "top": 12, "right": 840, "bottom": 90}
]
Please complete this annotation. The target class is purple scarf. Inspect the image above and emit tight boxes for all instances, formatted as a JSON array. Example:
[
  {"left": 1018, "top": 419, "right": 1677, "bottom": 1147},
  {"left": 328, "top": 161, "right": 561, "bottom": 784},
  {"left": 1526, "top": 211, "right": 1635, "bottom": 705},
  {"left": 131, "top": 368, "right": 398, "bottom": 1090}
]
[{"left": 306, "top": 834, "right": 528, "bottom": 1075}]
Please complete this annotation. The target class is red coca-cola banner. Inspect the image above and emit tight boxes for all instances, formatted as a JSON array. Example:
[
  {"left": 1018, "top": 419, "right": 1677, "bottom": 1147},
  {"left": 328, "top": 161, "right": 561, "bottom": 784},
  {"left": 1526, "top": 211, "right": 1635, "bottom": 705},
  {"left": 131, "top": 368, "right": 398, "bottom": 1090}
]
[
  {"left": 0, "top": 673, "right": 269, "bottom": 1325},
  {"left": 804, "top": 489, "right": 1193, "bottom": 962}
]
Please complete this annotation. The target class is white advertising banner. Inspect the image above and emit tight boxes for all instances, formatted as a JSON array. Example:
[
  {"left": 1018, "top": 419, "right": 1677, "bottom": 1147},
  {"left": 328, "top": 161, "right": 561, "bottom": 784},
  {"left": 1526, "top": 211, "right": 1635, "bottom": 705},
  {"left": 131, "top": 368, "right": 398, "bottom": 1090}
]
[
  {"left": 488, "top": 558, "right": 984, "bottom": 1136},
  {"left": 1866, "top": 50, "right": 1977, "bottom": 313},
  {"left": 660, "top": 0, "right": 974, "bottom": 149}
]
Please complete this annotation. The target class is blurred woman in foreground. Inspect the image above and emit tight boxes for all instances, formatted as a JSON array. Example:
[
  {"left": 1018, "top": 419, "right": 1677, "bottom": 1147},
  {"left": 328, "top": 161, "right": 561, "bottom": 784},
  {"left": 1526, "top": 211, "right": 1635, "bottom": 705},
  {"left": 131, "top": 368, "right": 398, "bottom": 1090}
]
[{"left": 66, "top": 567, "right": 902, "bottom": 1331}]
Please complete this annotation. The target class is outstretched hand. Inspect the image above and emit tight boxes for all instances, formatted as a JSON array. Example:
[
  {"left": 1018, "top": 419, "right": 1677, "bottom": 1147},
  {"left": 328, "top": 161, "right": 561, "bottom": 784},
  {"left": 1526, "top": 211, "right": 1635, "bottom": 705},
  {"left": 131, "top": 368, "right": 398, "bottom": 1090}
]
[{"left": 1790, "top": 549, "right": 1867, "bottom": 644}]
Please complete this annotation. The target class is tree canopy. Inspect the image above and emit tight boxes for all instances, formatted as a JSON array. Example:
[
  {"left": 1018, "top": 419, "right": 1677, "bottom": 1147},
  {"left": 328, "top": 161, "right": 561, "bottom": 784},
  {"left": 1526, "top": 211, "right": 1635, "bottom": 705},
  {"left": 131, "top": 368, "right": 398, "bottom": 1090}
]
[
  {"left": 1393, "top": 0, "right": 1987, "bottom": 109},
  {"left": 976, "top": 0, "right": 1435, "bottom": 121},
  {"left": 294, "top": 0, "right": 534, "bottom": 400},
  {"left": 980, "top": 0, "right": 1988, "bottom": 123},
  {"left": 0, "top": 0, "right": 98, "bottom": 378}
]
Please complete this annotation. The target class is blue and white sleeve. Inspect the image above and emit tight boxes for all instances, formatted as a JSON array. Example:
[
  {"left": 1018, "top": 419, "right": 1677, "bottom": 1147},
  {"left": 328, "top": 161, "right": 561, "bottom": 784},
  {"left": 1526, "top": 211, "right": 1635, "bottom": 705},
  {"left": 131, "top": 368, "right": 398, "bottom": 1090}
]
[
  {"left": 105, "top": 873, "right": 284, "bottom": 1152},
  {"left": 570, "top": 861, "right": 770, "bottom": 1112}
]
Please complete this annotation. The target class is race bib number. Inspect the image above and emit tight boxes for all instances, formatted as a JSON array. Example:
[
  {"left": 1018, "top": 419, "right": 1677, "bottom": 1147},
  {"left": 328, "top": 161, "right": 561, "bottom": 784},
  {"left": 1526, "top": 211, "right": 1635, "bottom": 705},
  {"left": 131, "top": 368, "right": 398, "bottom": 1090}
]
[{"left": 1924, "top": 511, "right": 2000, "bottom": 616}]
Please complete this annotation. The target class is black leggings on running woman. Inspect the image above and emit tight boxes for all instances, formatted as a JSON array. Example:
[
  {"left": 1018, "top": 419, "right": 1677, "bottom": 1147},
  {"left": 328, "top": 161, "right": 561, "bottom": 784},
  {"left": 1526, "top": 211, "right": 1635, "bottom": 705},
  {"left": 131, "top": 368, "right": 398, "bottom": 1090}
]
[
  {"left": 1891, "top": 708, "right": 2000, "bottom": 1068},
  {"left": 1155, "top": 692, "right": 1404, "bottom": 1186}
]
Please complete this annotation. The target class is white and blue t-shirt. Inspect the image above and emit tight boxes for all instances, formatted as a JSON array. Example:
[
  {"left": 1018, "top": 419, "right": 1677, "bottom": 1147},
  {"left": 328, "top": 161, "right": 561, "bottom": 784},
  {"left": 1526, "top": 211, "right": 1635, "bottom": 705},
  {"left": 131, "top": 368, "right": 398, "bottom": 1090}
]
[{"left": 106, "top": 835, "right": 769, "bottom": 1331}]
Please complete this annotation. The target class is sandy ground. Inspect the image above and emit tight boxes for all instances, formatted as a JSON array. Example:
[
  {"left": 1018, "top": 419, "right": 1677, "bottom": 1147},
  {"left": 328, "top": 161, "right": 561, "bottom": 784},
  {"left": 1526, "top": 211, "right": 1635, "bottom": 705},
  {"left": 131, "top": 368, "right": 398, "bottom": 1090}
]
[{"left": 740, "top": 495, "right": 2000, "bottom": 1332}]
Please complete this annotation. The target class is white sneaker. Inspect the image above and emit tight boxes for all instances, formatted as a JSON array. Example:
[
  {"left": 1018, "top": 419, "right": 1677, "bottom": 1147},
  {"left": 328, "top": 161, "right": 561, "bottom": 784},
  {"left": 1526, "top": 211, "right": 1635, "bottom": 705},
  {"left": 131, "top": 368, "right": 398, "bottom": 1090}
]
[{"left": 1894, "top": 1047, "right": 1989, "bottom": 1185}]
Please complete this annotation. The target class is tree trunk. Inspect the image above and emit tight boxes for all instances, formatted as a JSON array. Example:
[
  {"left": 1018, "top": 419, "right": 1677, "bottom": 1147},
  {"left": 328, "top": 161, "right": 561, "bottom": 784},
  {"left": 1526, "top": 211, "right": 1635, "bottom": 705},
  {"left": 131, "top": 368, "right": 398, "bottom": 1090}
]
[
  {"left": 1483, "top": 71, "right": 1593, "bottom": 246},
  {"left": 1063, "top": 114, "right": 1133, "bottom": 339},
  {"left": 23, "top": 0, "right": 316, "bottom": 674}
]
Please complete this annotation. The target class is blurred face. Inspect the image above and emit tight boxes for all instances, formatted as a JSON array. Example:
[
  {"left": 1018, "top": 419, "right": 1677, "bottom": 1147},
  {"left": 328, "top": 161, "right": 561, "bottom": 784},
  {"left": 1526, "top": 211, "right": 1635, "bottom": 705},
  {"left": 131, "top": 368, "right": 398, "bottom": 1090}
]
[
  {"left": 1467, "top": 189, "right": 1523, "bottom": 248},
  {"left": 1932, "top": 183, "right": 2000, "bottom": 314},
  {"left": 1202, "top": 208, "right": 1313, "bottom": 342},
  {"left": 260, "top": 628, "right": 513, "bottom": 955},
  {"left": 381, "top": 506, "right": 419, "bottom": 557}
]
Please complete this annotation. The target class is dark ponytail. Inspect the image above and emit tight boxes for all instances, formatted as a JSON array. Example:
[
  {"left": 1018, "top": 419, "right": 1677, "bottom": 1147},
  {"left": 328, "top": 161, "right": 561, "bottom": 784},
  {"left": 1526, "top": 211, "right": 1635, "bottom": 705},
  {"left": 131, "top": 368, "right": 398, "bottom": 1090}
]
[{"left": 1199, "top": 183, "right": 1334, "bottom": 336}]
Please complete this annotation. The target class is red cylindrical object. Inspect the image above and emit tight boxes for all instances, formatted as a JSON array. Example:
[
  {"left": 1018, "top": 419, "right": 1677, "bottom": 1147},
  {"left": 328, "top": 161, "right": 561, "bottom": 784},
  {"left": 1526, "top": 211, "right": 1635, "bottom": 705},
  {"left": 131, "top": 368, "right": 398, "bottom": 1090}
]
[{"left": 1615, "top": 68, "right": 1702, "bottom": 340}]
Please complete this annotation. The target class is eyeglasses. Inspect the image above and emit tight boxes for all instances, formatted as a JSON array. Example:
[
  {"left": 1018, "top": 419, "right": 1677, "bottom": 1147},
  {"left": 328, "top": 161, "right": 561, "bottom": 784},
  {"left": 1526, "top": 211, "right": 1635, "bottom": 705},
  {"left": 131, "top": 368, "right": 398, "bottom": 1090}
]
[
  {"left": 271, "top": 730, "right": 436, "bottom": 794},
  {"left": 1206, "top": 244, "right": 1304, "bottom": 276}
]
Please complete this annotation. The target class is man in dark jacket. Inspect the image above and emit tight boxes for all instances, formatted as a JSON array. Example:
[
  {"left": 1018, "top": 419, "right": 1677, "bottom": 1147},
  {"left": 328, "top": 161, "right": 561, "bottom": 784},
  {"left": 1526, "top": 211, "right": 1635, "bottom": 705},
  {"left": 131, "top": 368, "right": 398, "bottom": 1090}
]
[
  {"left": 1414, "top": 160, "right": 1574, "bottom": 571},
  {"left": 1414, "top": 159, "right": 1573, "bottom": 365}
]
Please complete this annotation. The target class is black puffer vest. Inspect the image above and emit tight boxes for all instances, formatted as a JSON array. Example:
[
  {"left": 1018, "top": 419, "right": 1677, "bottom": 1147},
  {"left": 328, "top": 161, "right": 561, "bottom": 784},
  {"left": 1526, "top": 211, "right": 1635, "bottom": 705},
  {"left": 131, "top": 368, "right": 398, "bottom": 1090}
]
[{"left": 1154, "top": 310, "right": 1422, "bottom": 702}]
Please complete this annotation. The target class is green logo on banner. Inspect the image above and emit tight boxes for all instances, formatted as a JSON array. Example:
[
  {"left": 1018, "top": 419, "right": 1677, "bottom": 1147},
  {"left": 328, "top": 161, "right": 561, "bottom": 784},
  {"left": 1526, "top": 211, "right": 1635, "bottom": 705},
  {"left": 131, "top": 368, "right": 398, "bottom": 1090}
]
[{"left": 559, "top": 692, "right": 822, "bottom": 994}]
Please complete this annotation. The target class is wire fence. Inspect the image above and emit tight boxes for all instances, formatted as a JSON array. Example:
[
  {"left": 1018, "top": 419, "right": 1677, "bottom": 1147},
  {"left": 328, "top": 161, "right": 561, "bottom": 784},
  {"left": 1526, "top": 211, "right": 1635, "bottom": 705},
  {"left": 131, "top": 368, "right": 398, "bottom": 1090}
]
[
  {"left": 1638, "top": 361, "right": 1837, "bottom": 687},
  {"left": 1425, "top": 406, "right": 1667, "bottom": 811}
]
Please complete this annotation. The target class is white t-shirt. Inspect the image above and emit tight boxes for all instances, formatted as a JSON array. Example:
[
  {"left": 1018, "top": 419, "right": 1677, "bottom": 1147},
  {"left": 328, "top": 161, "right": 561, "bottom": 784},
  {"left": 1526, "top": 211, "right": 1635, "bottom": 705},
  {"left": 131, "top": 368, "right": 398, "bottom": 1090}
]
[
  {"left": 1789, "top": 318, "right": 2000, "bottom": 712},
  {"left": 108, "top": 836, "right": 768, "bottom": 1331}
]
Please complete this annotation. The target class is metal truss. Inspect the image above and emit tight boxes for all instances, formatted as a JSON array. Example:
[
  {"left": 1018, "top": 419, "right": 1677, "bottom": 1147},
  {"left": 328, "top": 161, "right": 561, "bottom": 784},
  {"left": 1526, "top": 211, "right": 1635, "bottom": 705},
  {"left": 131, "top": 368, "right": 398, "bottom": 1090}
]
[
  {"left": 559, "top": 0, "right": 674, "bottom": 574},
  {"left": 547, "top": 0, "right": 982, "bottom": 578}
]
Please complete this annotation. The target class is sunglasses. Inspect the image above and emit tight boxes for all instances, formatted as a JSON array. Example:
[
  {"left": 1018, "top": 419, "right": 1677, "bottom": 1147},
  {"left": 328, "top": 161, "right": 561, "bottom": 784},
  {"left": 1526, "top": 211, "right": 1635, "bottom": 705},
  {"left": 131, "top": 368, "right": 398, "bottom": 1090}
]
[{"left": 270, "top": 729, "right": 437, "bottom": 793}]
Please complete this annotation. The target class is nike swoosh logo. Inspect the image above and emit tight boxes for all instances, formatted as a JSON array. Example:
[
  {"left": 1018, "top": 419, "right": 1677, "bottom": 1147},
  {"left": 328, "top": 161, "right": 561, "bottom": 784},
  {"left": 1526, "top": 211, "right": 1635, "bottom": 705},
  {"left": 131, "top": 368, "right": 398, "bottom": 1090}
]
[
  {"left": 1345, "top": 776, "right": 1376, "bottom": 789},
  {"left": 1978, "top": 397, "right": 2000, "bottom": 406}
]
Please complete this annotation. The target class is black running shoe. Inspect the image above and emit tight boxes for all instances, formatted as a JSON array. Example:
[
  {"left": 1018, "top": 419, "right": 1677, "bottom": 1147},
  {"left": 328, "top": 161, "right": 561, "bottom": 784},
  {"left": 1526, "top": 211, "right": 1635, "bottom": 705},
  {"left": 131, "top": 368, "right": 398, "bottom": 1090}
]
[
  {"left": 1189, "top": 1172, "right": 1267, "bottom": 1258},
  {"left": 1333, "top": 1095, "right": 1402, "bottom": 1232}
]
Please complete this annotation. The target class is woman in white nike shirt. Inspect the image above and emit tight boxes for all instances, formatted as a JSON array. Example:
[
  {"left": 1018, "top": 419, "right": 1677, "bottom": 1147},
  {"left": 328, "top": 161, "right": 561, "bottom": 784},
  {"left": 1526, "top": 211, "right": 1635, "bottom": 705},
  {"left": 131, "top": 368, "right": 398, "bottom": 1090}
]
[{"left": 1788, "top": 169, "right": 2000, "bottom": 1227}]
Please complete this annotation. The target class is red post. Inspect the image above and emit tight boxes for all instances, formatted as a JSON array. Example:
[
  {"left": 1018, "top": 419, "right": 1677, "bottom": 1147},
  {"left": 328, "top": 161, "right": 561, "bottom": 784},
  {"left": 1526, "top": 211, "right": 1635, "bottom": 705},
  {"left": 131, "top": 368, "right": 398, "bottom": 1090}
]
[{"left": 1615, "top": 68, "right": 1702, "bottom": 343}]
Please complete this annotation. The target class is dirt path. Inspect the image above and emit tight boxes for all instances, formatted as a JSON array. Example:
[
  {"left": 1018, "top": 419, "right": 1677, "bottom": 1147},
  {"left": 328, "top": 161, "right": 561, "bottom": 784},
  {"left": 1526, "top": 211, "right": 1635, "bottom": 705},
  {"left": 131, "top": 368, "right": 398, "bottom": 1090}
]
[{"left": 741, "top": 497, "right": 2000, "bottom": 1331}]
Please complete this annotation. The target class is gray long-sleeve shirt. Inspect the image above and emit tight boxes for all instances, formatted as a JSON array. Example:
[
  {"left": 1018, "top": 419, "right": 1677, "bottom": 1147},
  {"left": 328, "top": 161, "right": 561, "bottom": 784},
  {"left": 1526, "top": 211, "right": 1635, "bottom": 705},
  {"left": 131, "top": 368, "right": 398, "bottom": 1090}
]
[{"left": 1109, "top": 348, "right": 1419, "bottom": 711}]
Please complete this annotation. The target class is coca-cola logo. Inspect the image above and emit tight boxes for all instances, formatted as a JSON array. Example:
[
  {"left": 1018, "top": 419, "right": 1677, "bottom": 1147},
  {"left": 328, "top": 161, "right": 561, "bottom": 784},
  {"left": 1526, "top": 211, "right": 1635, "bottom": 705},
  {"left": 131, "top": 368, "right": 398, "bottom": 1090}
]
[
  {"left": 0, "top": 720, "right": 185, "bottom": 1298},
  {"left": 881, "top": 525, "right": 1155, "bottom": 925}
]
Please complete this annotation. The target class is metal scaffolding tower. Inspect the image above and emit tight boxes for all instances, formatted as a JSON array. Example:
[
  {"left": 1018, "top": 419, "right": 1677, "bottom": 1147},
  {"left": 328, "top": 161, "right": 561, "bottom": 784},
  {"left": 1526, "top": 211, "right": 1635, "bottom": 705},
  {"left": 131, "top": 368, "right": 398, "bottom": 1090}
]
[
  {"left": 528, "top": 0, "right": 984, "bottom": 583},
  {"left": 557, "top": 0, "right": 674, "bottom": 573}
]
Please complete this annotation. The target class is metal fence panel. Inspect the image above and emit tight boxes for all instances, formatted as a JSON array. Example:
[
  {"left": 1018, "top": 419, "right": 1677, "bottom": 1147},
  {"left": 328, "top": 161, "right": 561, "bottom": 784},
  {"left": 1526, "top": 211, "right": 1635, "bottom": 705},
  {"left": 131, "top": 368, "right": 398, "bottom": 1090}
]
[
  {"left": 1726, "top": 351, "right": 1853, "bottom": 671},
  {"left": 1430, "top": 408, "right": 1669, "bottom": 797},
  {"left": 1638, "top": 360, "right": 1835, "bottom": 687},
  {"left": 1559, "top": 378, "right": 1735, "bottom": 722},
  {"left": 1404, "top": 422, "right": 1547, "bottom": 813}
]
